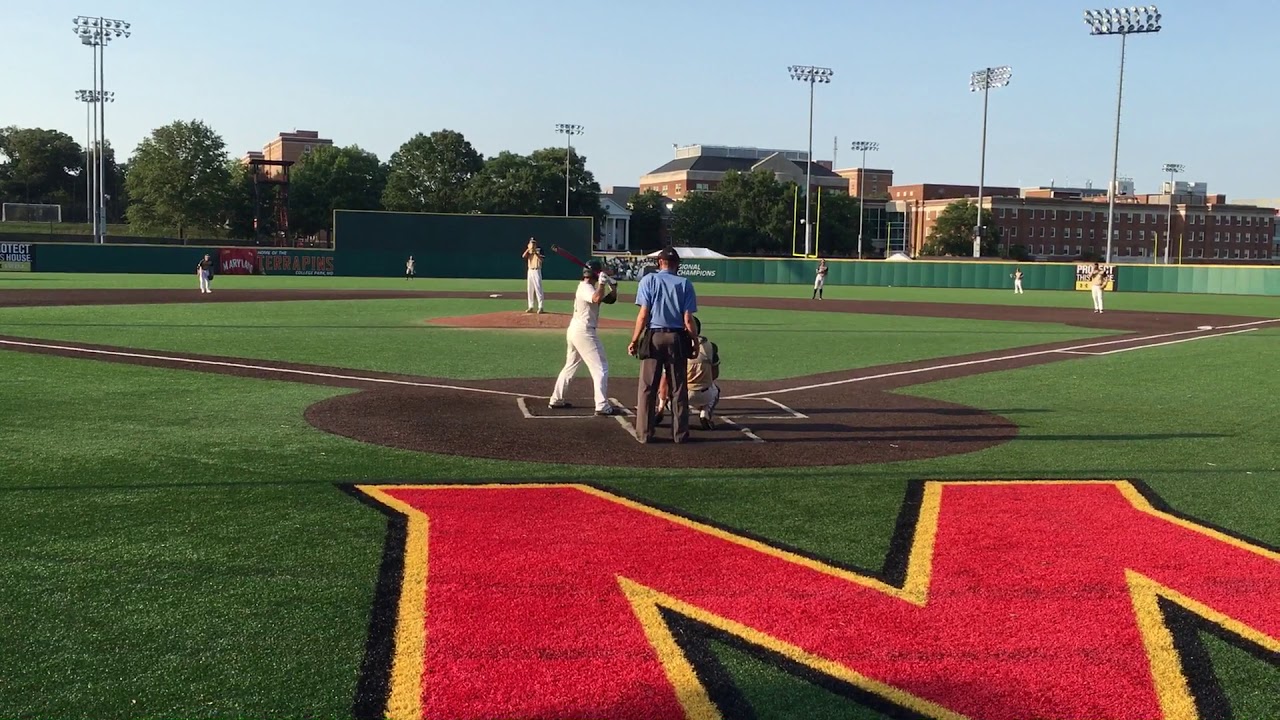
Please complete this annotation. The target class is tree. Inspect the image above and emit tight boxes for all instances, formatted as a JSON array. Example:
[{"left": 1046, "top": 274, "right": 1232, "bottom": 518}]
[
  {"left": 125, "top": 120, "right": 232, "bottom": 238},
  {"left": 670, "top": 170, "right": 803, "bottom": 255},
  {"left": 290, "top": 144, "right": 386, "bottom": 235},
  {"left": 382, "top": 130, "right": 483, "bottom": 213},
  {"left": 527, "top": 147, "right": 603, "bottom": 227},
  {"left": 466, "top": 151, "right": 553, "bottom": 215},
  {"left": 627, "top": 189, "right": 667, "bottom": 251},
  {"left": 810, "top": 190, "right": 864, "bottom": 257},
  {"left": 0, "top": 126, "right": 85, "bottom": 218},
  {"left": 224, "top": 160, "right": 283, "bottom": 240},
  {"left": 922, "top": 200, "right": 1002, "bottom": 257}
]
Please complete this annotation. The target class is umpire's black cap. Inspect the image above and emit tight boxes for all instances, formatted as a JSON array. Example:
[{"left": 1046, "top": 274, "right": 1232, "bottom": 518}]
[{"left": 657, "top": 246, "right": 680, "bottom": 263}]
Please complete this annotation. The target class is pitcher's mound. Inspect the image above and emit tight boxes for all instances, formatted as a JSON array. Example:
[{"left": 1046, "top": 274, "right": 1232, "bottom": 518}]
[{"left": 429, "top": 311, "right": 631, "bottom": 330}]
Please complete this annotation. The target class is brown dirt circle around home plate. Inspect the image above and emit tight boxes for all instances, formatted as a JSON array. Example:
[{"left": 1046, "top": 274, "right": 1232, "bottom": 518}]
[{"left": 427, "top": 311, "right": 632, "bottom": 330}]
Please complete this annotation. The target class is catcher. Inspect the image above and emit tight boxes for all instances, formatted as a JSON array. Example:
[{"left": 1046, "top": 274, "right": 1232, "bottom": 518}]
[
  {"left": 548, "top": 261, "right": 620, "bottom": 416},
  {"left": 655, "top": 315, "right": 720, "bottom": 430}
]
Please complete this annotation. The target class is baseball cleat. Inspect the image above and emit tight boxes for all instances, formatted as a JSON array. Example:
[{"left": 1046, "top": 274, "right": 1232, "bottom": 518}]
[
  {"left": 548, "top": 400, "right": 572, "bottom": 409},
  {"left": 524, "top": 308, "right": 534, "bottom": 314},
  {"left": 699, "top": 413, "right": 715, "bottom": 431},
  {"left": 595, "top": 406, "right": 621, "bottom": 417}
]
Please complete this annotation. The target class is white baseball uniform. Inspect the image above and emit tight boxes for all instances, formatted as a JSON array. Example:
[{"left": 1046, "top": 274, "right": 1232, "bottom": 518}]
[
  {"left": 197, "top": 259, "right": 212, "bottom": 294},
  {"left": 814, "top": 266, "right": 826, "bottom": 291},
  {"left": 549, "top": 279, "right": 610, "bottom": 412},
  {"left": 1090, "top": 269, "right": 1105, "bottom": 312},
  {"left": 525, "top": 249, "right": 544, "bottom": 311},
  {"left": 1013, "top": 270, "right": 1023, "bottom": 294}
]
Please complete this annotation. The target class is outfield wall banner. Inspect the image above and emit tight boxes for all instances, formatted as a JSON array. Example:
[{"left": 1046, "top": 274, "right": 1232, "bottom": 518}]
[
  {"left": 218, "top": 248, "right": 258, "bottom": 275},
  {"left": 1074, "top": 263, "right": 1115, "bottom": 291},
  {"left": 257, "top": 249, "right": 334, "bottom": 276},
  {"left": 0, "top": 242, "right": 33, "bottom": 271}
]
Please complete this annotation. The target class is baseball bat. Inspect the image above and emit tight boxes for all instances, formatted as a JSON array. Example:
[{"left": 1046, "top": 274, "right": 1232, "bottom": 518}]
[{"left": 550, "top": 244, "right": 589, "bottom": 270}]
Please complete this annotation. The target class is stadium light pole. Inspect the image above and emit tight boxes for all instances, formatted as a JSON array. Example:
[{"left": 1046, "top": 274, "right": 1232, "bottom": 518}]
[
  {"left": 789, "top": 65, "right": 833, "bottom": 257},
  {"left": 75, "top": 90, "right": 96, "bottom": 226},
  {"left": 969, "top": 66, "right": 1012, "bottom": 258},
  {"left": 1162, "top": 162, "right": 1183, "bottom": 265},
  {"left": 554, "top": 123, "right": 584, "bottom": 217},
  {"left": 1085, "top": 6, "right": 1162, "bottom": 264},
  {"left": 850, "top": 141, "right": 879, "bottom": 259},
  {"left": 74, "top": 15, "right": 131, "bottom": 243}
]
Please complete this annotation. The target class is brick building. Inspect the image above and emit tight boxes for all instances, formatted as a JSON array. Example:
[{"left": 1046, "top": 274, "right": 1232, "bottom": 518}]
[
  {"left": 894, "top": 183, "right": 1275, "bottom": 263},
  {"left": 639, "top": 144, "right": 848, "bottom": 199},
  {"left": 836, "top": 168, "right": 894, "bottom": 200},
  {"left": 242, "top": 130, "right": 333, "bottom": 178}
]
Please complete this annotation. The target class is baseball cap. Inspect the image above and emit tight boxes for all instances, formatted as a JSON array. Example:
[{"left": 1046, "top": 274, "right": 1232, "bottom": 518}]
[{"left": 657, "top": 246, "right": 680, "bottom": 262}]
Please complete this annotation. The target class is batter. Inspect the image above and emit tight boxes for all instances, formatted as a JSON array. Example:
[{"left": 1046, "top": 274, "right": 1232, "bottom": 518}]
[
  {"left": 523, "top": 238, "right": 545, "bottom": 314},
  {"left": 548, "top": 261, "right": 619, "bottom": 415},
  {"left": 812, "top": 259, "right": 828, "bottom": 300}
]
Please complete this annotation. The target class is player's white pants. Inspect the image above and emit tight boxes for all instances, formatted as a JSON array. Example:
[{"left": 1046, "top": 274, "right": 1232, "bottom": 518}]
[
  {"left": 814, "top": 276, "right": 825, "bottom": 291},
  {"left": 527, "top": 269, "right": 544, "bottom": 309},
  {"left": 1091, "top": 286, "right": 1104, "bottom": 311},
  {"left": 689, "top": 383, "right": 721, "bottom": 416},
  {"left": 550, "top": 326, "right": 609, "bottom": 412},
  {"left": 199, "top": 270, "right": 211, "bottom": 293},
  {"left": 1014, "top": 279, "right": 1023, "bottom": 294}
]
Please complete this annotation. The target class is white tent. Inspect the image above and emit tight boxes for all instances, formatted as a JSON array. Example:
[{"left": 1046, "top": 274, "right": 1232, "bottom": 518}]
[{"left": 646, "top": 246, "right": 728, "bottom": 259}]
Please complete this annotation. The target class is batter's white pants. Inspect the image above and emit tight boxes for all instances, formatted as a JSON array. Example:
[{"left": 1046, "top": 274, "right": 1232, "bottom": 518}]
[
  {"left": 1091, "top": 286, "right": 1104, "bottom": 311},
  {"left": 199, "top": 270, "right": 211, "bottom": 293},
  {"left": 1014, "top": 279, "right": 1023, "bottom": 294},
  {"left": 527, "top": 269, "right": 544, "bottom": 310},
  {"left": 550, "top": 327, "right": 609, "bottom": 412},
  {"left": 689, "top": 383, "right": 721, "bottom": 416}
]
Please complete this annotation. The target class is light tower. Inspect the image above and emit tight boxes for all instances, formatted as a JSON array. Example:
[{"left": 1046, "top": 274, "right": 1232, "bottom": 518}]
[
  {"left": 849, "top": 141, "right": 879, "bottom": 259},
  {"left": 554, "top": 123, "right": 584, "bottom": 217},
  {"left": 788, "top": 65, "right": 834, "bottom": 256},
  {"left": 969, "top": 66, "right": 1012, "bottom": 258}
]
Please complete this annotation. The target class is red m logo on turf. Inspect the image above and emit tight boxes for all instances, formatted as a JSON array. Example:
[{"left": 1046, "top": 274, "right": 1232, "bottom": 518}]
[{"left": 355, "top": 481, "right": 1280, "bottom": 720}]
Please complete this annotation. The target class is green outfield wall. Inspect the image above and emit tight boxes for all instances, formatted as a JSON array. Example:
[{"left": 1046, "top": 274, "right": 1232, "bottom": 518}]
[
  {"left": 332, "top": 210, "right": 593, "bottom": 280},
  {"left": 599, "top": 255, "right": 1280, "bottom": 296}
]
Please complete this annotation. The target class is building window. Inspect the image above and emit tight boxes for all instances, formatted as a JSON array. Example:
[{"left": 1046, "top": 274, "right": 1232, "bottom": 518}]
[
  {"left": 662, "top": 185, "right": 669, "bottom": 192},
  {"left": 1076, "top": 210, "right": 1084, "bottom": 221},
  {"left": 1233, "top": 249, "right": 1241, "bottom": 258},
  {"left": 1139, "top": 230, "right": 1145, "bottom": 241},
  {"left": 1051, "top": 209, "right": 1057, "bottom": 220},
  {"left": 1076, "top": 228, "right": 1083, "bottom": 239},
  {"left": 1048, "top": 244, "right": 1055, "bottom": 256},
  {"left": 675, "top": 184, "right": 682, "bottom": 193},
  {"left": 1126, "top": 230, "right": 1132, "bottom": 241},
  {"left": 1011, "top": 208, "right": 1019, "bottom": 219},
  {"left": 303, "top": 144, "right": 312, "bottom": 153},
  {"left": 1010, "top": 227, "right": 1018, "bottom": 237},
  {"left": 695, "top": 183, "right": 709, "bottom": 191},
  {"left": 1090, "top": 229, "right": 1096, "bottom": 239},
  {"left": 1038, "top": 227, "right": 1045, "bottom": 237},
  {"left": 1236, "top": 233, "right": 1242, "bottom": 243},
  {"left": 1214, "top": 232, "right": 1220, "bottom": 242},
  {"left": 1050, "top": 227, "right": 1056, "bottom": 238},
  {"left": 999, "top": 208, "right": 1006, "bottom": 218}
]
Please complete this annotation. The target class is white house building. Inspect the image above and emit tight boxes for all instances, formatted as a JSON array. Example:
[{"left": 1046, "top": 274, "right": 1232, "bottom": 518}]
[{"left": 598, "top": 195, "right": 631, "bottom": 253}]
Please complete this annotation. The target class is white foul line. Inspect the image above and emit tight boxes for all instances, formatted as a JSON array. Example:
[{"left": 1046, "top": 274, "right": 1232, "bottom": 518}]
[
  {"left": 721, "top": 418, "right": 766, "bottom": 443},
  {"left": 727, "top": 319, "right": 1280, "bottom": 400},
  {"left": 1058, "top": 327, "right": 1258, "bottom": 356},
  {"left": 760, "top": 397, "right": 808, "bottom": 419},
  {"left": 0, "top": 338, "right": 533, "bottom": 399}
]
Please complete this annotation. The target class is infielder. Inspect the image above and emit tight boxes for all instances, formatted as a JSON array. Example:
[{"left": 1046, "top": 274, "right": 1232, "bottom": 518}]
[
  {"left": 1089, "top": 263, "right": 1106, "bottom": 313},
  {"left": 812, "top": 259, "right": 828, "bottom": 300},
  {"left": 548, "top": 261, "right": 619, "bottom": 416},
  {"left": 196, "top": 254, "right": 213, "bottom": 294},
  {"left": 405, "top": 255, "right": 415, "bottom": 280},
  {"left": 656, "top": 316, "right": 720, "bottom": 430},
  {"left": 522, "top": 238, "right": 545, "bottom": 314},
  {"left": 1012, "top": 266, "right": 1024, "bottom": 294}
]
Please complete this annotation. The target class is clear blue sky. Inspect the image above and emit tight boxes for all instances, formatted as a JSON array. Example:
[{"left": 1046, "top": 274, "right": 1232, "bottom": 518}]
[{"left": 6, "top": 0, "right": 1277, "bottom": 199}]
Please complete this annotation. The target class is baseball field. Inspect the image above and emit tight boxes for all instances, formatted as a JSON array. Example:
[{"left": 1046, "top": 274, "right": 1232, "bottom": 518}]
[{"left": 1, "top": 271, "right": 1277, "bottom": 720}]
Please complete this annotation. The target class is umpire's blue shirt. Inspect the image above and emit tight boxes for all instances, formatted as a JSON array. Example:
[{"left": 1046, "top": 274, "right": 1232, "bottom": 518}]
[{"left": 636, "top": 269, "right": 697, "bottom": 330}]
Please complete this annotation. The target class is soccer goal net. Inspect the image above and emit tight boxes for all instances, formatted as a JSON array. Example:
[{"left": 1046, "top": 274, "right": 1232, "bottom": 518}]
[{"left": 2, "top": 203, "right": 62, "bottom": 223}]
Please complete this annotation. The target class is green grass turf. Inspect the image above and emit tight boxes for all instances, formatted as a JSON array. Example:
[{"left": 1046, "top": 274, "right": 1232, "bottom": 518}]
[
  {"left": 3, "top": 271, "right": 1280, "bottom": 316},
  {"left": 0, "top": 299, "right": 1113, "bottom": 381},
  {"left": 1, "top": 322, "right": 1276, "bottom": 717}
]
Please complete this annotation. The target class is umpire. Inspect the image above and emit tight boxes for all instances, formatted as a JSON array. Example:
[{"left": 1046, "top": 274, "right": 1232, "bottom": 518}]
[{"left": 628, "top": 246, "right": 699, "bottom": 444}]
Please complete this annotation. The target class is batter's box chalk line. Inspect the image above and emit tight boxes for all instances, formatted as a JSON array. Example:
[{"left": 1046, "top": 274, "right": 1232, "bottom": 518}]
[{"left": 516, "top": 396, "right": 637, "bottom": 419}]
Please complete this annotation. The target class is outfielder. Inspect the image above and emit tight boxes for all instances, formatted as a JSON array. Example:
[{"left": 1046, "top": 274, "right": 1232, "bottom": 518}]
[
  {"left": 523, "top": 238, "right": 545, "bottom": 314},
  {"left": 196, "top": 254, "right": 213, "bottom": 294},
  {"left": 1012, "top": 266, "right": 1024, "bottom": 294},
  {"left": 812, "top": 259, "right": 828, "bottom": 300},
  {"left": 405, "top": 255, "right": 415, "bottom": 280},
  {"left": 1089, "top": 263, "right": 1106, "bottom": 313},
  {"left": 548, "top": 261, "right": 619, "bottom": 416}
]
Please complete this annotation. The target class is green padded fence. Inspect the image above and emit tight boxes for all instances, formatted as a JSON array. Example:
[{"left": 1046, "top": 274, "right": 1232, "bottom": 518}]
[
  {"left": 1119, "top": 264, "right": 1280, "bottom": 296},
  {"left": 333, "top": 210, "right": 592, "bottom": 280}
]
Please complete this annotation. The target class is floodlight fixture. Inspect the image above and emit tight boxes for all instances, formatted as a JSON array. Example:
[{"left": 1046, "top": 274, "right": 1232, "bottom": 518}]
[
  {"left": 1085, "top": 5, "right": 1162, "bottom": 262},
  {"left": 788, "top": 64, "right": 835, "bottom": 256},
  {"left": 850, "top": 141, "right": 880, "bottom": 258}
]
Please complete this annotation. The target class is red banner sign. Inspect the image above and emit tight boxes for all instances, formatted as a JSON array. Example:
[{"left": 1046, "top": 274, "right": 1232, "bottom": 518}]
[{"left": 218, "top": 248, "right": 258, "bottom": 275}]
